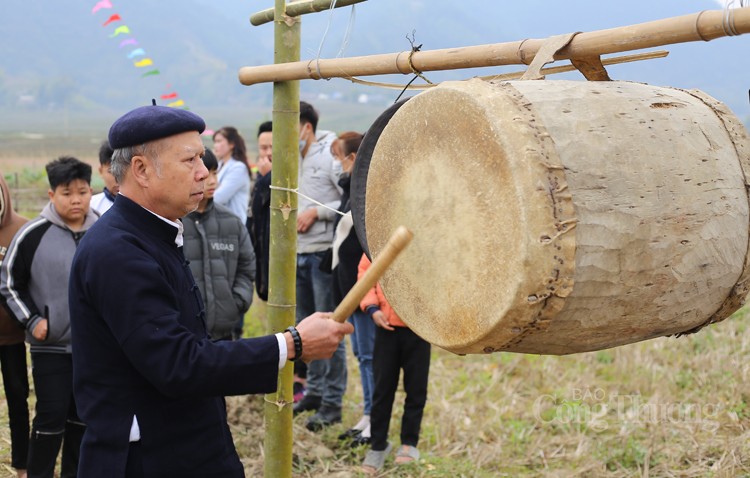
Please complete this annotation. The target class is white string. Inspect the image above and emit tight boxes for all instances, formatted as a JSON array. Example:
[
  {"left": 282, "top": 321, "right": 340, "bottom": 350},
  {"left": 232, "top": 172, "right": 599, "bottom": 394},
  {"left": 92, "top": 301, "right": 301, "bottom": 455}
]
[
  {"left": 337, "top": 5, "right": 356, "bottom": 58},
  {"left": 269, "top": 185, "right": 346, "bottom": 217},
  {"left": 313, "top": 0, "right": 339, "bottom": 80},
  {"left": 308, "top": 1, "right": 358, "bottom": 78}
]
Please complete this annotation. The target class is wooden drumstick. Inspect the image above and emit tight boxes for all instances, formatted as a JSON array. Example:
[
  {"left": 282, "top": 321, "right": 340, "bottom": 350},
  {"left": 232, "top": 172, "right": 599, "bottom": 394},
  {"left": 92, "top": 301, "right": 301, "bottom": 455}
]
[{"left": 331, "top": 226, "right": 414, "bottom": 323}]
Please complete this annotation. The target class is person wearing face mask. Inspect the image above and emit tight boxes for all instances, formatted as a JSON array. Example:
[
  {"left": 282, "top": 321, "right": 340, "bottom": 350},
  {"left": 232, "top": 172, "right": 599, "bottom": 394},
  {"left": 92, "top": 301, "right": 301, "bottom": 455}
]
[
  {"left": 328, "top": 132, "right": 375, "bottom": 447},
  {"left": 292, "top": 101, "right": 347, "bottom": 432},
  {"left": 211, "top": 126, "right": 251, "bottom": 224}
]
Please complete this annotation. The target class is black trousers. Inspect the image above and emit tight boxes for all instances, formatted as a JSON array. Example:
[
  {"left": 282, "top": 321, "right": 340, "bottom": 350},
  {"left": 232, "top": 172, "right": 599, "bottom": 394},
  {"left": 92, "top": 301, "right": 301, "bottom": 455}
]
[
  {"left": 370, "top": 326, "right": 431, "bottom": 451},
  {"left": 28, "top": 353, "right": 84, "bottom": 478},
  {"left": 0, "top": 342, "right": 29, "bottom": 469}
]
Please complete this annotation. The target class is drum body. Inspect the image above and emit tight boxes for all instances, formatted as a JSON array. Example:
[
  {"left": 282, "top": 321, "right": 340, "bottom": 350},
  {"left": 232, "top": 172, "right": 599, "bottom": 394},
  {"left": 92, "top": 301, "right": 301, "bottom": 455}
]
[{"left": 363, "top": 79, "right": 750, "bottom": 355}]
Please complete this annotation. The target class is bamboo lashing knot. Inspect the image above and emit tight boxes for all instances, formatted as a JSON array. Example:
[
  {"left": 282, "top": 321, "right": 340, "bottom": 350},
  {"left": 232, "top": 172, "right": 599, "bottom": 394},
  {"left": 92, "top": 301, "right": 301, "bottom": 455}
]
[{"left": 405, "top": 31, "right": 433, "bottom": 85}]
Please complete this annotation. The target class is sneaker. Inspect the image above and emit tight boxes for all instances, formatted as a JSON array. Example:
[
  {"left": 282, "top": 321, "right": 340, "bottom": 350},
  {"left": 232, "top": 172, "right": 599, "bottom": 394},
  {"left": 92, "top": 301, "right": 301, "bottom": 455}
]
[
  {"left": 350, "top": 434, "right": 371, "bottom": 448},
  {"left": 337, "top": 428, "right": 362, "bottom": 441},
  {"left": 292, "top": 393, "right": 321, "bottom": 415},
  {"left": 292, "top": 382, "right": 306, "bottom": 403},
  {"left": 305, "top": 405, "right": 342, "bottom": 431}
]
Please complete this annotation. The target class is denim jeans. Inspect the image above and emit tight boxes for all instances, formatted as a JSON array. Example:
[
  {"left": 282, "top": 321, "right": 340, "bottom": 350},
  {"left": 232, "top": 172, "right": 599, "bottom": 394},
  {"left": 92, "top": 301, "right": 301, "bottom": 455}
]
[
  {"left": 349, "top": 310, "right": 375, "bottom": 415},
  {"left": 0, "top": 342, "right": 29, "bottom": 469},
  {"left": 296, "top": 251, "right": 347, "bottom": 408}
]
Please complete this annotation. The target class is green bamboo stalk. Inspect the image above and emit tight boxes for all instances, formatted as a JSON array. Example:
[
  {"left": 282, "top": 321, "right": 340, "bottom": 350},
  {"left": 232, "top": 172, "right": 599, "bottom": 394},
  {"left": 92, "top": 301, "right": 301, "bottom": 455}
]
[
  {"left": 251, "top": 0, "right": 367, "bottom": 26},
  {"left": 263, "top": 0, "right": 300, "bottom": 476}
]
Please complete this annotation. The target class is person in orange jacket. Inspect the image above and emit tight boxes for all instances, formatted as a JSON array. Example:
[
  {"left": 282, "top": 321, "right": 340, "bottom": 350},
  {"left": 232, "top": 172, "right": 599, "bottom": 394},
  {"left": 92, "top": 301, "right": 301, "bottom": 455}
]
[{"left": 358, "top": 253, "right": 431, "bottom": 474}]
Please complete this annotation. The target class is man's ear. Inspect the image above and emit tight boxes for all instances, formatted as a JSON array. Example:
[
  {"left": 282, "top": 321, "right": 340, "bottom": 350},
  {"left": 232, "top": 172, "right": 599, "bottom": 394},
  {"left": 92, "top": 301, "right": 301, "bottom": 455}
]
[
  {"left": 131, "top": 155, "right": 150, "bottom": 187},
  {"left": 47, "top": 189, "right": 54, "bottom": 200}
]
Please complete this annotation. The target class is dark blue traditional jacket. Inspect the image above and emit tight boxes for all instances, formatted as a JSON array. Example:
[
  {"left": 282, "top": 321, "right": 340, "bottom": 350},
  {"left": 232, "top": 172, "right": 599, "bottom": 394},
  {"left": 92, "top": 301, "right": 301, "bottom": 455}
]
[{"left": 69, "top": 194, "right": 279, "bottom": 478}]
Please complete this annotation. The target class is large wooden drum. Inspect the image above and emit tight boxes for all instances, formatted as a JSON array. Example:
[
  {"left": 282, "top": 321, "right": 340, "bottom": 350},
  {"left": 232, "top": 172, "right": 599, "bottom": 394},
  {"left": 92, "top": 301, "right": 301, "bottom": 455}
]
[{"left": 358, "top": 79, "right": 750, "bottom": 355}]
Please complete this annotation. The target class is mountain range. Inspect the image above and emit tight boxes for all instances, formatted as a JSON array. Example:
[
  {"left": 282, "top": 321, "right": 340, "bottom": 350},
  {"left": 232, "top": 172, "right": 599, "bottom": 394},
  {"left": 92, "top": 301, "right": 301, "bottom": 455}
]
[{"left": 1, "top": 0, "right": 748, "bottom": 127}]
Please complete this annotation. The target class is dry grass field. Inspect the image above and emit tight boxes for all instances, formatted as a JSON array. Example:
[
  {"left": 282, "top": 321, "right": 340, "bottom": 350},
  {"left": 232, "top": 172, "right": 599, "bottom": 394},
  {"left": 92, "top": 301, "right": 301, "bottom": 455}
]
[
  {"left": 0, "top": 301, "right": 749, "bottom": 477},
  {"left": 1, "top": 141, "right": 749, "bottom": 477}
]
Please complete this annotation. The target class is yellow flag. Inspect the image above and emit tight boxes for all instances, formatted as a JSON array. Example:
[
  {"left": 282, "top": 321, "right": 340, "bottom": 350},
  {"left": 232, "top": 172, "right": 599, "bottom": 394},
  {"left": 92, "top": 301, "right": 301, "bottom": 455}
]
[
  {"left": 167, "top": 99, "right": 185, "bottom": 108},
  {"left": 134, "top": 58, "right": 154, "bottom": 68},
  {"left": 109, "top": 25, "right": 130, "bottom": 37}
]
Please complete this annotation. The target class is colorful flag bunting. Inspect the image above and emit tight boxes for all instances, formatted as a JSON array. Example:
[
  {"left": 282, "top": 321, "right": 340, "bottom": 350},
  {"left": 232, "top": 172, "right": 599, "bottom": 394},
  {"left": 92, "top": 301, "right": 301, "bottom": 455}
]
[
  {"left": 127, "top": 48, "right": 146, "bottom": 59},
  {"left": 91, "top": 0, "right": 113, "bottom": 14},
  {"left": 109, "top": 25, "right": 131, "bottom": 37},
  {"left": 92, "top": 7, "right": 186, "bottom": 107},
  {"left": 102, "top": 14, "right": 121, "bottom": 26}
]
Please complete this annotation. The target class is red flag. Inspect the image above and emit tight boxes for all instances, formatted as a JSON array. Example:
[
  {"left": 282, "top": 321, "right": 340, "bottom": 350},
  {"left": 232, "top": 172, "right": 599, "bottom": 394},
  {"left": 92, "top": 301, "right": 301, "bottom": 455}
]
[
  {"left": 160, "top": 92, "right": 178, "bottom": 100},
  {"left": 102, "top": 14, "right": 121, "bottom": 26}
]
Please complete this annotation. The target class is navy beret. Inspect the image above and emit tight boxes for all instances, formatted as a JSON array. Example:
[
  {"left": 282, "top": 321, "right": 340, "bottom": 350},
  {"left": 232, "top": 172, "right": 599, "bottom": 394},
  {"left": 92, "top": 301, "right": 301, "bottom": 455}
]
[{"left": 108, "top": 105, "right": 205, "bottom": 149}]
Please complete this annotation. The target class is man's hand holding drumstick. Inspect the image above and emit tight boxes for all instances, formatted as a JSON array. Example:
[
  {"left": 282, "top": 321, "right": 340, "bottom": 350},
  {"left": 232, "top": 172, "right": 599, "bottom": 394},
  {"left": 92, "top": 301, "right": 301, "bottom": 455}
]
[{"left": 287, "top": 226, "right": 414, "bottom": 362}]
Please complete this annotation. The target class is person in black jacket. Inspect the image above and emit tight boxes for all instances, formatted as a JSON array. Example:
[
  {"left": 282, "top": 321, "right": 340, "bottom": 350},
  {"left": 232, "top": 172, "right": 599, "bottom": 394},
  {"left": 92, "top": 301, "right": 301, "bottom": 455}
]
[
  {"left": 249, "top": 121, "right": 272, "bottom": 302},
  {"left": 68, "top": 104, "right": 352, "bottom": 478},
  {"left": 183, "top": 149, "right": 256, "bottom": 341}
]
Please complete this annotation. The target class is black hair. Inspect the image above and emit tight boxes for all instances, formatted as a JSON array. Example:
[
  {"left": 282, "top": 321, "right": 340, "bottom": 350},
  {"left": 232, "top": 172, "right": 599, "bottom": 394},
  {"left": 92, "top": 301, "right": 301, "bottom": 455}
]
[
  {"left": 46, "top": 156, "right": 92, "bottom": 189},
  {"left": 98, "top": 140, "right": 114, "bottom": 166},
  {"left": 299, "top": 101, "right": 319, "bottom": 132},
  {"left": 202, "top": 148, "right": 219, "bottom": 171},
  {"left": 257, "top": 120, "right": 272, "bottom": 137},
  {"left": 213, "top": 126, "right": 247, "bottom": 163}
]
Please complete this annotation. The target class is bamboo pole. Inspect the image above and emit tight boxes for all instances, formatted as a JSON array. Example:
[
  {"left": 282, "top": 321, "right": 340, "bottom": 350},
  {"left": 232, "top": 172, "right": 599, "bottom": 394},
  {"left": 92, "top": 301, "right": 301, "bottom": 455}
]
[
  {"left": 239, "top": 8, "right": 750, "bottom": 85},
  {"left": 346, "top": 50, "right": 669, "bottom": 90},
  {"left": 263, "top": 0, "right": 300, "bottom": 476},
  {"left": 251, "top": 0, "right": 367, "bottom": 26}
]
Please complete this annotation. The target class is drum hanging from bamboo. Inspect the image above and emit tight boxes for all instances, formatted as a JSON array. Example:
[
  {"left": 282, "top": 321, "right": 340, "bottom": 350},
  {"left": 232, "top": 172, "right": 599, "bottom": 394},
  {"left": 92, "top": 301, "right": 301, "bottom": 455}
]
[{"left": 358, "top": 78, "right": 750, "bottom": 355}]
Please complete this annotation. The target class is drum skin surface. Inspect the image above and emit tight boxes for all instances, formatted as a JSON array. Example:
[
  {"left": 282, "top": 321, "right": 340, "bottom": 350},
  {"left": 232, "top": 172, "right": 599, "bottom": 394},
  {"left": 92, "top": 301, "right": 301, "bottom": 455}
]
[{"left": 364, "top": 79, "right": 750, "bottom": 355}]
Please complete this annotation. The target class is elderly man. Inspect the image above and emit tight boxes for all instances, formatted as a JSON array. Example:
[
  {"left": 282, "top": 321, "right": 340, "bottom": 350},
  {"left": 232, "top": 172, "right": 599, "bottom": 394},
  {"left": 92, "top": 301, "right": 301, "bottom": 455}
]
[{"left": 69, "top": 103, "right": 353, "bottom": 478}]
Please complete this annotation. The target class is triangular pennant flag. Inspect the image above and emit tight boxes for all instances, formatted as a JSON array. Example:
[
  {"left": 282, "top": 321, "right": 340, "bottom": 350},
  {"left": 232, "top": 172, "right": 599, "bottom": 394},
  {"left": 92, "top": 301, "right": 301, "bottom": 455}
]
[
  {"left": 141, "top": 69, "right": 160, "bottom": 77},
  {"left": 127, "top": 48, "right": 146, "bottom": 59},
  {"left": 91, "top": 0, "right": 113, "bottom": 14},
  {"left": 119, "top": 38, "right": 138, "bottom": 48},
  {"left": 109, "top": 25, "right": 131, "bottom": 38},
  {"left": 167, "top": 99, "right": 185, "bottom": 108},
  {"left": 160, "top": 92, "right": 178, "bottom": 100},
  {"left": 102, "top": 14, "right": 121, "bottom": 26},
  {"left": 133, "top": 58, "right": 153, "bottom": 68}
]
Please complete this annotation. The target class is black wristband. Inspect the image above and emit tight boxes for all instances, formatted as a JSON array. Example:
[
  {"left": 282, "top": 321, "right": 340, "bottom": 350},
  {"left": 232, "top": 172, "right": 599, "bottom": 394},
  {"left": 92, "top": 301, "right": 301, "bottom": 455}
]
[{"left": 285, "top": 326, "right": 303, "bottom": 362}]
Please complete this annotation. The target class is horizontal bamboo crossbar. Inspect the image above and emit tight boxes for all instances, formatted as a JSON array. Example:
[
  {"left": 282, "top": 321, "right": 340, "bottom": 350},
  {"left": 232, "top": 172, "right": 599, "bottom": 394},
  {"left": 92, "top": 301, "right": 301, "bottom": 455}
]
[
  {"left": 239, "top": 8, "right": 750, "bottom": 85},
  {"left": 250, "top": 0, "right": 367, "bottom": 26}
]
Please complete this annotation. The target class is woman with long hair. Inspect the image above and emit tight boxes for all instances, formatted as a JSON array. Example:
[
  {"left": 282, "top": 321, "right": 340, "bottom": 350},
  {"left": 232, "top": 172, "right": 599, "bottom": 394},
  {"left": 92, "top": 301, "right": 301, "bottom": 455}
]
[{"left": 212, "top": 126, "right": 251, "bottom": 224}]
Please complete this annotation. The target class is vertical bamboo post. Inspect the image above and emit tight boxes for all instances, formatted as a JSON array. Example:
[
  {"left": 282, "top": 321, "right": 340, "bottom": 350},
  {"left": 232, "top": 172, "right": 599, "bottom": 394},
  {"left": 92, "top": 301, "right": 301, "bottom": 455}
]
[{"left": 263, "top": 0, "right": 300, "bottom": 476}]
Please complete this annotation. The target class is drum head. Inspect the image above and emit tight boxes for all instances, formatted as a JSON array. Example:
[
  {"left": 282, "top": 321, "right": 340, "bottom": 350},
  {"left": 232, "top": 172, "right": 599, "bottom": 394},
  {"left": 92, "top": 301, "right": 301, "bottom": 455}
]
[{"left": 364, "top": 80, "right": 576, "bottom": 353}]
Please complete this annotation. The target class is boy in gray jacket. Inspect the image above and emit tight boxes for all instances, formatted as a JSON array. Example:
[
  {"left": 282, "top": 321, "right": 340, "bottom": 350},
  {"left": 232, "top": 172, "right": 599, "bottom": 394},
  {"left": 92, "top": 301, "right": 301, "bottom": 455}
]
[
  {"left": 183, "top": 149, "right": 256, "bottom": 341},
  {"left": 0, "top": 156, "right": 99, "bottom": 478}
]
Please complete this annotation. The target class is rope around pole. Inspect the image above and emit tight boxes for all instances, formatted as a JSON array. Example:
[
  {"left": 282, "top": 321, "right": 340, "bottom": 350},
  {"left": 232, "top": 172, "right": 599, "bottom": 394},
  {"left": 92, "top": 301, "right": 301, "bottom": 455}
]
[{"left": 269, "top": 185, "right": 346, "bottom": 217}]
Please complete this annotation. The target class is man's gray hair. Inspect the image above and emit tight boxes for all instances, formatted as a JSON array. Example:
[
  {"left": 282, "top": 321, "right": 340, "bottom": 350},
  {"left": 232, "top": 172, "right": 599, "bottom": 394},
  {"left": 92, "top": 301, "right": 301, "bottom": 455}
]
[{"left": 110, "top": 142, "right": 162, "bottom": 183}]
